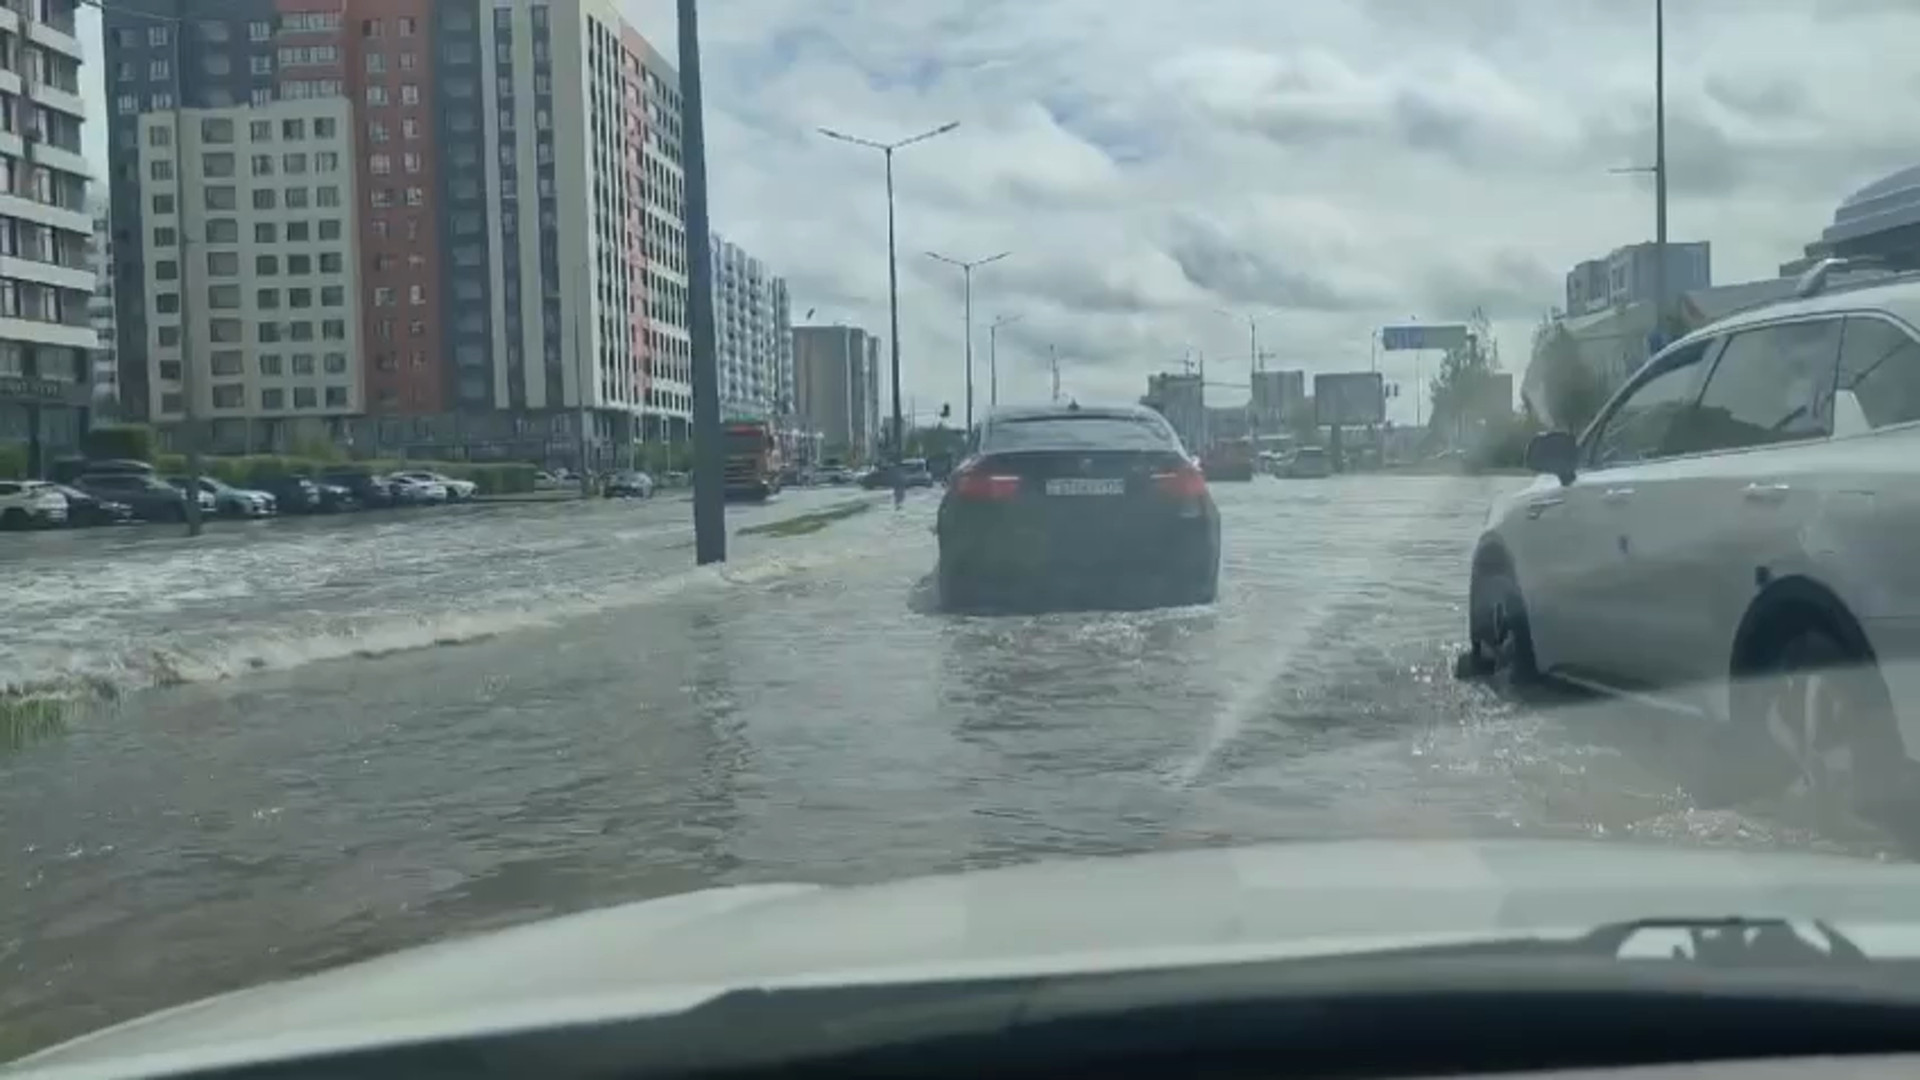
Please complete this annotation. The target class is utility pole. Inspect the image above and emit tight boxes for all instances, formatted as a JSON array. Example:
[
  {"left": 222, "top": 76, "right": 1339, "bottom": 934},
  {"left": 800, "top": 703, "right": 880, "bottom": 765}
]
[
  {"left": 926, "top": 250, "right": 1009, "bottom": 430},
  {"left": 1048, "top": 344, "right": 1059, "bottom": 403},
  {"left": 169, "top": 1, "right": 202, "bottom": 536},
  {"left": 987, "top": 313, "right": 1022, "bottom": 409},
  {"left": 1652, "top": 0, "right": 1669, "bottom": 342},
  {"left": 680, "top": 0, "right": 725, "bottom": 564},
  {"left": 819, "top": 122, "right": 959, "bottom": 490},
  {"left": 573, "top": 261, "right": 591, "bottom": 496}
]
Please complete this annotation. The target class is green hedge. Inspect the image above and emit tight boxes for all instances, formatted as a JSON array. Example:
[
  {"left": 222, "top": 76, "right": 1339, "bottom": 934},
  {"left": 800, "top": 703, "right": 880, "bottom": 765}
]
[
  {"left": 0, "top": 444, "right": 24, "bottom": 480},
  {"left": 151, "top": 454, "right": 539, "bottom": 495}
]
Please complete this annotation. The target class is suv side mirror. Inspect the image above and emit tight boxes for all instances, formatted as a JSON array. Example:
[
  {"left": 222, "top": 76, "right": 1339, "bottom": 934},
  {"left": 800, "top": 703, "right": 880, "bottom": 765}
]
[{"left": 1524, "top": 431, "right": 1579, "bottom": 485}]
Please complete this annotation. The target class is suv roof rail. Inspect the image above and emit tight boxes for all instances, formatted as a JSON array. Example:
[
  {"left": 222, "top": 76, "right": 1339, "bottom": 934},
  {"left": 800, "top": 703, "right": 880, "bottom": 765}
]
[{"left": 1792, "top": 254, "right": 1912, "bottom": 298}]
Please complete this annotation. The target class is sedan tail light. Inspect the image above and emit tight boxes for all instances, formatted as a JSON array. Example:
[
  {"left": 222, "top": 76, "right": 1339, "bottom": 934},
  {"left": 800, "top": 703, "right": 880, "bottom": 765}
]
[
  {"left": 952, "top": 467, "right": 1022, "bottom": 500},
  {"left": 1151, "top": 462, "right": 1208, "bottom": 498}
]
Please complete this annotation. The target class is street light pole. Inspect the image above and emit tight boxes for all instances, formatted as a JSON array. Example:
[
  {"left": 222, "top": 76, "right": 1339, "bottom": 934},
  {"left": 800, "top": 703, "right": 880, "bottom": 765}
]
[
  {"left": 1652, "top": 0, "right": 1668, "bottom": 339},
  {"left": 680, "top": 0, "right": 725, "bottom": 564},
  {"left": 167, "top": 0, "right": 201, "bottom": 535},
  {"left": 926, "top": 250, "right": 1008, "bottom": 431},
  {"left": 818, "top": 121, "right": 959, "bottom": 489},
  {"left": 987, "top": 313, "right": 1024, "bottom": 409}
]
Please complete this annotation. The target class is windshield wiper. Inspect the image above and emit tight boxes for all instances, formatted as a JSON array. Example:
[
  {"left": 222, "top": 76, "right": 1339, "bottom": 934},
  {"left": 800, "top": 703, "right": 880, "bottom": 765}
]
[{"left": 1349, "top": 916, "right": 1870, "bottom": 967}]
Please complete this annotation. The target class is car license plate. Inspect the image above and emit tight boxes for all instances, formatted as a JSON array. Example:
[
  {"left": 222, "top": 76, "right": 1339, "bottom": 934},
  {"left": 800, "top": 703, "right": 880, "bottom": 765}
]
[{"left": 1045, "top": 477, "right": 1125, "bottom": 496}]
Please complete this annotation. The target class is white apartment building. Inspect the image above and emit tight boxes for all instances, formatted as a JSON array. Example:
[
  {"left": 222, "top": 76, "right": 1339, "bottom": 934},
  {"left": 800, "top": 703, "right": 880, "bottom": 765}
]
[
  {"left": 475, "top": 0, "right": 685, "bottom": 464},
  {"left": 88, "top": 206, "right": 117, "bottom": 410},
  {"left": 135, "top": 97, "right": 362, "bottom": 450},
  {"left": 629, "top": 29, "right": 689, "bottom": 436},
  {"left": 711, "top": 233, "right": 792, "bottom": 419},
  {"left": 0, "top": 0, "right": 96, "bottom": 471}
]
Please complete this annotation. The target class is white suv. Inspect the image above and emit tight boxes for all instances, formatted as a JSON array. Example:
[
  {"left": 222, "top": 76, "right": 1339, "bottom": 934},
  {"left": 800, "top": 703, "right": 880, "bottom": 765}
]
[
  {"left": 0, "top": 479, "right": 68, "bottom": 529},
  {"left": 1466, "top": 261, "right": 1920, "bottom": 820}
]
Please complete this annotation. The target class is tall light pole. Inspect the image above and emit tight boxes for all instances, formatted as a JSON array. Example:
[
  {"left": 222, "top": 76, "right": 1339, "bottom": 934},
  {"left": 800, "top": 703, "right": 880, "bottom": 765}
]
[
  {"left": 1610, "top": 0, "right": 1670, "bottom": 346},
  {"left": 818, "top": 121, "right": 959, "bottom": 483},
  {"left": 1215, "top": 309, "right": 1276, "bottom": 435},
  {"left": 680, "top": 0, "right": 725, "bottom": 564},
  {"left": 987, "top": 313, "right": 1024, "bottom": 409},
  {"left": 925, "top": 249, "right": 1008, "bottom": 430}
]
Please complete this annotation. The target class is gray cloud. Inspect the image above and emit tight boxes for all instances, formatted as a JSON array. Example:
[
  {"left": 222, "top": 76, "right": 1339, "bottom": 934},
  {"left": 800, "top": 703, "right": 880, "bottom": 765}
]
[{"left": 616, "top": 0, "right": 1916, "bottom": 417}]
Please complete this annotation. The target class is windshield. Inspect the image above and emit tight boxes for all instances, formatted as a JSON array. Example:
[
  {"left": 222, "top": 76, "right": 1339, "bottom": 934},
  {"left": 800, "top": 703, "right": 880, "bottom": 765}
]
[{"left": 11, "top": 0, "right": 1920, "bottom": 1068}]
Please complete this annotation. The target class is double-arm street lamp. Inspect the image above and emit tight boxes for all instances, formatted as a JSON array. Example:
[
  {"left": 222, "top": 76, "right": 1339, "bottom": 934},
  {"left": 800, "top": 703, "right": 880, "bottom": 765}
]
[
  {"left": 818, "top": 122, "right": 960, "bottom": 470},
  {"left": 925, "top": 250, "right": 1009, "bottom": 430}
]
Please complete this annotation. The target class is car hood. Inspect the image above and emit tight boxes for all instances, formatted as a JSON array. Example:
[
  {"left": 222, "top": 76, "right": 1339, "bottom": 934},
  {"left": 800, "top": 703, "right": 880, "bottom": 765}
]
[{"left": 19, "top": 839, "right": 1920, "bottom": 1075}]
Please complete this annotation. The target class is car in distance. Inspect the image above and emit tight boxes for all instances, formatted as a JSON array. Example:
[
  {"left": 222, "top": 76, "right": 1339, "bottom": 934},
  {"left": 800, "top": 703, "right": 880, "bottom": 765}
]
[
  {"left": 936, "top": 403, "right": 1220, "bottom": 611},
  {"left": 1279, "top": 445, "right": 1331, "bottom": 478}
]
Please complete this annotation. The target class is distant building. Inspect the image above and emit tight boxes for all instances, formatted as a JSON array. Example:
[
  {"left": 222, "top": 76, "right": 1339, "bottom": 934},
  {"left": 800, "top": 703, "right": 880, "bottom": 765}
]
[
  {"left": 1564, "top": 241, "right": 1712, "bottom": 317},
  {"left": 710, "top": 234, "right": 791, "bottom": 422},
  {"left": 1250, "top": 369, "right": 1305, "bottom": 431},
  {"left": 1142, "top": 371, "right": 1204, "bottom": 450},
  {"left": 89, "top": 207, "right": 119, "bottom": 416},
  {"left": 793, "top": 324, "right": 880, "bottom": 463},
  {"left": 1781, "top": 164, "right": 1920, "bottom": 275}
]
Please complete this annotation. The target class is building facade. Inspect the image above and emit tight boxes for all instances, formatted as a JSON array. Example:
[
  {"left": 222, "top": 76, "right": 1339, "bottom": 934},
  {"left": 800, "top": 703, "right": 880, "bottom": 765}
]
[
  {"left": 1564, "top": 241, "right": 1712, "bottom": 317},
  {"left": 87, "top": 204, "right": 117, "bottom": 415},
  {"left": 710, "top": 232, "right": 791, "bottom": 421},
  {"left": 102, "top": 0, "right": 688, "bottom": 464},
  {"left": 792, "top": 323, "right": 878, "bottom": 463},
  {"left": 0, "top": 0, "right": 93, "bottom": 475}
]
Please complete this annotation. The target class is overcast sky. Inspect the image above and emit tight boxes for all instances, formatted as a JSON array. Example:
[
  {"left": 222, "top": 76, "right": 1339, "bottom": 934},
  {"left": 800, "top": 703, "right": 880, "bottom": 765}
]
[{"left": 85, "top": 2, "right": 1920, "bottom": 426}]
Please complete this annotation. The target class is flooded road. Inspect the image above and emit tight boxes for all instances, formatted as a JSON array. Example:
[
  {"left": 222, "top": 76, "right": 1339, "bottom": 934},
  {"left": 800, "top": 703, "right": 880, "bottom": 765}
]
[{"left": 0, "top": 476, "right": 1896, "bottom": 1055}]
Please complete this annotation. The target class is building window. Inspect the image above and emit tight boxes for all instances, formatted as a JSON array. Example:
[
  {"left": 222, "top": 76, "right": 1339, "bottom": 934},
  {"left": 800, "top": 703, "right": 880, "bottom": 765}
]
[
  {"left": 252, "top": 188, "right": 276, "bottom": 210},
  {"left": 207, "top": 251, "right": 239, "bottom": 276},
  {"left": 319, "top": 253, "right": 343, "bottom": 273},
  {"left": 262, "top": 387, "right": 285, "bottom": 410},
  {"left": 150, "top": 193, "right": 175, "bottom": 214},
  {"left": 249, "top": 20, "right": 271, "bottom": 42},
  {"left": 292, "top": 353, "right": 315, "bottom": 375},
  {"left": 251, "top": 153, "right": 273, "bottom": 176},
  {"left": 325, "top": 386, "right": 348, "bottom": 408},
  {"left": 256, "top": 288, "right": 279, "bottom": 309},
  {"left": 319, "top": 219, "right": 342, "bottom": 240},
  {"left": 321, "top": 285, "right": 344, "bottom": 305},
  {"left": 154, "top": 260, "right": 178, "bottom": 280},
  {"left": 256, "top": 255, "right": 279, "bottom": 275},
  {"left": 282, "top": 118, "right": 305, "bottom": 140},
  {"left": 201, "top": 118, "right": 235, "bottom": 143},
  {"left": 369, "top": 153, "right": 391, "bottom": 175},
  {"left": 254, "top": 222, "right": 277, "bottom": 243},
  {"left": 315, "top": 117, "right": 337, "bottom": 138},
  {"left": 259, "top": 354, "right": 282, "bottom": 375},
  {"left": 401, "top": 83, "right": 419, "bottom": 105},
  {"left": 149, "top": 159, "right": 172, "bottom": 181},
  {"left": 293, "top": 386, "right": 317, "bottom": 408},
  {"left": 324, "top": 352, "right": 348, "bottom": 374},
  {"left": 365, "top": 85, "right": 388, "bottom": 106}
]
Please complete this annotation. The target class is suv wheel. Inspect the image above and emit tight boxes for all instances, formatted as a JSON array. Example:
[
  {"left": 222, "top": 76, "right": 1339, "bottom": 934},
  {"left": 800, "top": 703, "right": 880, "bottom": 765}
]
[
  {"left": 1464, "top": 566, "right": 1538, "bottom": 682},
  {"left": 1741, "top": 627, "right": 1909, "bottom": 824}
]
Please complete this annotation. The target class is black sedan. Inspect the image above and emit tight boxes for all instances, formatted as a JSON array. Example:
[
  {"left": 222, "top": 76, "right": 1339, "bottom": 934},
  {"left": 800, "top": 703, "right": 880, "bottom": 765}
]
[{"left": 935, "top": 403, "right": 1220, "bottom": 612}]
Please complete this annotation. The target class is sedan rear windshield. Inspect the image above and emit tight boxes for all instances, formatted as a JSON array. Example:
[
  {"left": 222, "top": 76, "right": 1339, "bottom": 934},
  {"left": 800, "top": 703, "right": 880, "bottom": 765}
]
[{"left": 983, "top": 415, "right": 1177, "bottom": 453}]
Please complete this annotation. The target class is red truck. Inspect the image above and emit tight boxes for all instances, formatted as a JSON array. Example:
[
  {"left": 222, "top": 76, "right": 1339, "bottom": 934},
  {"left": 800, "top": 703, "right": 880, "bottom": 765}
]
[{"left": 722, "top": 420, "right": 783, "bottom": 500}]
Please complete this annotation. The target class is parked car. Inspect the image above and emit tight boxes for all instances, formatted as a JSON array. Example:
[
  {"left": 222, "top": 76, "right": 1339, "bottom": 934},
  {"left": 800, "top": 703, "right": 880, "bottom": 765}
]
[
  {"left": 73, "top": 472, "right": 189, "bottom": 522},
  {"left": 49, "top": 484, "right": 134, "bottom": 527},
  {"left": 385, "top": 475, "right": 449, "bottom": 505},
  {"left": 319, "top": 471, "right": 399, "bottom": 509},
  {"left": 393, "top": 470, "right": 477, "bottom": 502},
  {"left": 0, "top": 480, "right": 68, "bottom": 529},
  {"left": 604, "top": 470, "right": 654, "bottom": 498},
  {"left": 251, "top": 475, "right": 324, "bottom": 514}
]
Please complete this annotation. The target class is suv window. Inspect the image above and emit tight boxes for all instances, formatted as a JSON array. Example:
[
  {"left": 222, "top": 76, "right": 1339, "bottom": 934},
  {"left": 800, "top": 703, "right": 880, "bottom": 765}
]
[
  {"left": 1666, "top": 319, "right": 1839, "bottom": 455},
  {"left": 1834, "top": 316, "right": 1920, "bottom": 432},
  {"left": 1585, "top": 340, "right": 1715, "bottom": 467}
]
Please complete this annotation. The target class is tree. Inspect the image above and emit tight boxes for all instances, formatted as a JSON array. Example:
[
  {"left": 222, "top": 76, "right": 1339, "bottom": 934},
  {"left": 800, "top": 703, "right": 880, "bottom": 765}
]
[
  {"left": 1529, "top": 312, "right": 1607, "bottom": 434},
  {"left": 1429, "top": 306, "right": 1501, "bottom": 431}
]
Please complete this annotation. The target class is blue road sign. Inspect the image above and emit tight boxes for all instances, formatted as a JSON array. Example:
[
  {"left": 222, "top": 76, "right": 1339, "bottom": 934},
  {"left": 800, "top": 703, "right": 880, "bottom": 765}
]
[{"left": 1381, "top": 324, "right": 1469, "bottom": 352}]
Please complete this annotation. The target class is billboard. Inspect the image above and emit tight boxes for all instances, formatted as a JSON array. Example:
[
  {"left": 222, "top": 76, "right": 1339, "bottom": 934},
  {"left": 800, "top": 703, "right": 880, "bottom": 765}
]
[
  {"left": 1314, "top": 371, "right": 1386, "bottom": 426},
  {"left": 1381, "top": 324, "right": 1469, "bottom": 352}
]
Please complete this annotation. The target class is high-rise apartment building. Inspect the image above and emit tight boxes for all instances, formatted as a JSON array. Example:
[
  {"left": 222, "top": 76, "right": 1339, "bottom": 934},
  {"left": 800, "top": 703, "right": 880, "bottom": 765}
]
[
  {"left": 793, "top": 324, "right": 880, "bottom": 463},
  {"left": 711, "top": 233, "right": 791, "bottom": 421},
  {"left": 88, "top": 205, "right": 118, "bottom": 414},
  {"left": 0, "top": 0, "right": 93, "bottom": 474},
  {"left": 102, "top": 0, "right": 688, "bottom": 463}
]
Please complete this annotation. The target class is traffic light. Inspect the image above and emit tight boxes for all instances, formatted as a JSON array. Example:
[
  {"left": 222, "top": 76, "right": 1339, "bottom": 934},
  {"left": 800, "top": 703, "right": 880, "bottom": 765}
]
[{"left": 939, "top": 403, "right": 951, "bottom": 420}]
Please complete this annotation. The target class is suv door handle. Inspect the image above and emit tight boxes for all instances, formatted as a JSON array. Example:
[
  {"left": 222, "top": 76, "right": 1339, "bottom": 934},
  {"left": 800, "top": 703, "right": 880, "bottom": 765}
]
[
  {"left": 1525, "top": 496, "right": 1564, "bottom": 519},
  {"left": 1601, "top": 488, "right": 1634, "bottom": 504},
  {"left": 1743, "top": 482, "right": 1790, "bottom": 504}
]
